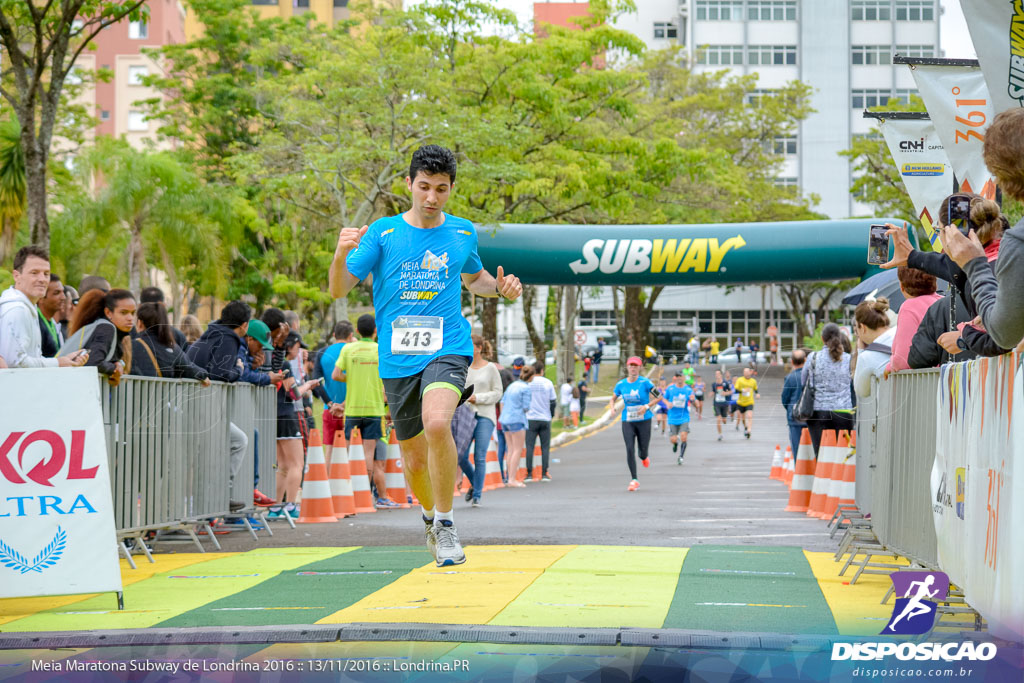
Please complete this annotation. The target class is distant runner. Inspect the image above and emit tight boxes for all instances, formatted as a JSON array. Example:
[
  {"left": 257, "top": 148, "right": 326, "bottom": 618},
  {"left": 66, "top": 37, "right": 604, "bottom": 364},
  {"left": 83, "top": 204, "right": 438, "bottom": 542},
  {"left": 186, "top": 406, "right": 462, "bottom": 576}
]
[
  {"left": 607, "top": 356, "right": 661, "bottom": 491},
  {"left": 711, "top": 369, "right": 732, "bottom": 441},
  {"left": 663, "top": 372, "right": 694, "bottom": 464},
  {"left": 328, "top": 145, "right": 522, "bottom": 567},
  {"left": 734, "top": 367, "right": 761, "bottom": 439}
]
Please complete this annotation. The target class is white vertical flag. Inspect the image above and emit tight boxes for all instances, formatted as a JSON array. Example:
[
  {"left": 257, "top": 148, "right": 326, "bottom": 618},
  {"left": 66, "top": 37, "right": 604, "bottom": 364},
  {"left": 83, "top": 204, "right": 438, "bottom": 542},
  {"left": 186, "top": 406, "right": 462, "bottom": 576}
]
[
  {"left": 879, "top": 117, "right": 953, "bottom": 250},
  {"left": 910, "top": 64, "right": 997, "bottom": 200},
  {"left": 960, "top": 0, "right": 1024, "bottom": 114}
]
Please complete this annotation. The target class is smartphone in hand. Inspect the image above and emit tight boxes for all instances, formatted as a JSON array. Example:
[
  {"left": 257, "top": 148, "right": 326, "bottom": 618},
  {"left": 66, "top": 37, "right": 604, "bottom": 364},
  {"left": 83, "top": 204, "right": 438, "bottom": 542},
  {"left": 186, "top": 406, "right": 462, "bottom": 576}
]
[{"left": 867, "top": 224, "right": 889, "bottom": 265}]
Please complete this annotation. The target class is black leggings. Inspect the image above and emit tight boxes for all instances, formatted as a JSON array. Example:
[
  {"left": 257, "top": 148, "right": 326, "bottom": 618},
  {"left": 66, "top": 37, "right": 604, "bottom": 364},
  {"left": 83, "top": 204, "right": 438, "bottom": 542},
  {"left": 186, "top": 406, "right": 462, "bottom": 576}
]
[
  {"left": 806, "top": 410, "right": 856, "bottom": 459},
  {"left": 525, "top": 419, "right": 552, "bottom": 476},
  {"left": 621, "top": 419, "right": 652, "bottom": 479}
]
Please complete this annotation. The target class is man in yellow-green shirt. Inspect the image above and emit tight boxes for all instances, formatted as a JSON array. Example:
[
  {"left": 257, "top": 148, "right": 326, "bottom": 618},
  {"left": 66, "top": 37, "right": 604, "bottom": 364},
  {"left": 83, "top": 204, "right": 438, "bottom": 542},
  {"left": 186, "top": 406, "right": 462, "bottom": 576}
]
[
  {"left": 333, "top": 313, "right": 393, "bottom": 507},
  {"left": 733, "top": 367, "right": 760, "bottom": 440}
]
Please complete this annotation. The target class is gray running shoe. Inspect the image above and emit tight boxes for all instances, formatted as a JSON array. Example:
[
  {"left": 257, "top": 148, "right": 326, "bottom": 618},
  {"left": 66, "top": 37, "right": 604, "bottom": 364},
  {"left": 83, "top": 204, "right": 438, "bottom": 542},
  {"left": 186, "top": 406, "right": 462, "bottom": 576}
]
[
  {"left": 433, "top": 521, "right": 466, "bottom": 567},
  {"left": 424, "top": 518, "right": 438, "bottom": 561}
]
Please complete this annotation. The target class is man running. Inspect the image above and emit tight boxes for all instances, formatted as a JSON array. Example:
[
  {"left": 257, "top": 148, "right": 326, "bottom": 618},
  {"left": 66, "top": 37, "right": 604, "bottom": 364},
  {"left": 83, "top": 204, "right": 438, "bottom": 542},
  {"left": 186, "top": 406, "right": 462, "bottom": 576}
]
[
  {"left": 734, "top": 367, "right": 761, "bottom": 439},
  {"left": 607, "top": 356, "right": 661, "bottom": 491},
  {"left": 328, "top": 145, "right": 522, "bottom": 567},
  {"left": 332, "top": 313, "right": 395, "bottom": 508},
  {"left": 680, "top": 360, "right": 696, "bottom": 388},
  {"left": 711, "top": 369, "right": 731, "bottom": 441},
  {"left": 663, "top": 372, "right": 693, "bottom": 464}
]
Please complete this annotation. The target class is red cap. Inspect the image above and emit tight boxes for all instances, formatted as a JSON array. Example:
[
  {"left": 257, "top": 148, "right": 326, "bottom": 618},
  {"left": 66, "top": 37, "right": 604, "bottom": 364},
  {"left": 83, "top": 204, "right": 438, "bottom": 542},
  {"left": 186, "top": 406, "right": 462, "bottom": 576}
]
[{"left": 626, "top": 356, "right": 642, "bottom": 366}]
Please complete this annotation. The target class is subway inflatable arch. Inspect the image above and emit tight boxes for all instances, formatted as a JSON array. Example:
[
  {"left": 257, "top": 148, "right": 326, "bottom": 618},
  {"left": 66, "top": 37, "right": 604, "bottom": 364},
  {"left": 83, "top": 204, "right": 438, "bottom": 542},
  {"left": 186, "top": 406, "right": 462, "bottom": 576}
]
[{"left": 476, "top": 219, "right": 908, "bottom": 285}]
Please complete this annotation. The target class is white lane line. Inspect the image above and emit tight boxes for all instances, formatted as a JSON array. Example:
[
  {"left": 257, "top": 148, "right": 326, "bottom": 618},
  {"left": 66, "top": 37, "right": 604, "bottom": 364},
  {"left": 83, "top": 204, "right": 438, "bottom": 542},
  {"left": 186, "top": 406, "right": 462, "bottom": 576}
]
[{"left": 670, "top": 533, "right": 827, "bottom": 540}]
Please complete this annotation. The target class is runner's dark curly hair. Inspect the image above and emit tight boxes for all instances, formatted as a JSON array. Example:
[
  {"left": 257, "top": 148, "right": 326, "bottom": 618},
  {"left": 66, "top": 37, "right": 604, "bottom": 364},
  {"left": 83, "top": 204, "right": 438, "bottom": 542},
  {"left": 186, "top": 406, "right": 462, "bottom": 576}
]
[{"left": 409, "top": 145, "right": 457, "bottom": 184}]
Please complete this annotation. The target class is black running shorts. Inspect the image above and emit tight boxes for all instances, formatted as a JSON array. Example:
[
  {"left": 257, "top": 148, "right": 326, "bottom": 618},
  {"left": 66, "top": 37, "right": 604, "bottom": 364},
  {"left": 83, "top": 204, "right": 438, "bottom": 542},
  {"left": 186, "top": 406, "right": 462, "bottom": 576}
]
[{"left": 382, "top": 354, "right": 470, "bottom": 441}]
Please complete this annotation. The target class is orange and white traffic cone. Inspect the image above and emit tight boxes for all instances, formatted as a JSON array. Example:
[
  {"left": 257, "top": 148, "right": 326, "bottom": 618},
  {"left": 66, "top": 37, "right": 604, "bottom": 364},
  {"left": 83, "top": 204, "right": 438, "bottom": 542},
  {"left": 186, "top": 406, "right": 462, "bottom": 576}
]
[
  {"left": 328, "top": 431, "right": 356, "bottom": 518},
  {"left": 769, "top": 445, "right": 783, "bottom": 481},
  {"left": 347, "top": 429, "right": 376, "bottom": 514},
  {"left": 384, "top": 429, "right": 410, "bottom": 508},
  {"left": 783, "top": 446, "right": 794, "bottom": 488},
  {"left": 531, "top": 444, "right": 543, "bottom": 480},
  {"left": 819, "top": 431, "right": 850, "bottom": 519},
  {"left": 483, "top": 430, "right": 504, "bottom": 491},
  {"left": 807, "top": 430, "right": 837, "bottom": 519},
  {"left": 297, "top": 430, "right": 338, "bottom": 523},
  {"left": 785, "top": 429, "right": 815, "bottom": 512}
]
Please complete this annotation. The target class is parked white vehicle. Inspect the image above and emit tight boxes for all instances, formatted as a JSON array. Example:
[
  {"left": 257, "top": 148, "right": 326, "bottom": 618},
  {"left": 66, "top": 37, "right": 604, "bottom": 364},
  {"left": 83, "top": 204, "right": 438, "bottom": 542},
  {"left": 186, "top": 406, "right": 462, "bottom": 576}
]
[{"left": 575, "top": 327, "right": 620, "bottom": 361}]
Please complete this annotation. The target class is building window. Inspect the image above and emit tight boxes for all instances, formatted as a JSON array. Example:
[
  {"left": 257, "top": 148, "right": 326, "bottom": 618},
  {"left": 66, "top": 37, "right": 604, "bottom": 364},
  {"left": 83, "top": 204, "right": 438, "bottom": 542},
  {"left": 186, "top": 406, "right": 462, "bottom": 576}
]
[
  {"left": 747, "top": 0, "right": 797, "bottom": 21},
  {"left": 295, "top": 0, "right": 309, "bottom": 7},
  {"left": 696, "top": 44, "right": 744, "bottom": 66},
  {"left": 251, "top": 0, "right": 277, "bottom": 5},
  {"left": 745, "top": 88, "right": 778, "bottom": 106},
  {"left": 895, "top": 44, "right": 936, "bottom": 58},
  {"left": 127, "top": 111, "right": 148, "bottom": 131},
  {"left": 891, "top": 88, "right": 920, "bottom": 104},
  {"left": 128, "top": 20, "right": 147, "bottom": 39},
  {"left": 748, "top": 44, "right": 797, "bottom": 66},
  {"left": 896, "top": 0, "right": 935, "bottom": 21},
  {"left": 100, "top": 110, "right": 110, "bottom": 121},
  {"left": 765, "top": 135, "right": 797, "bottom": 156},
  {"left": 851, "top": 45, "right": 893, "bottom": 65},
  {"left": 128, "top": 65, "right": 148, "bottom": 85},
  {"left": 773, "top": 176, "right": 798, "bottom": 189},
  {"left": 695, "top": 0, "right": 744, "bottom": 21},
  {"left": 851, "top": 0, "right": 891, "bottom": 21},
  {"left": 579, "top": 310, "right": 617, "bottom": 326},
  {"left": 653, "top": 21, "right": 678, "bottom": 39},
  {"left": 333, "top": 0, "right": 348, "bottom": 5},
  {"left": 852, "top": 88, "right": 896, "bottom": 109}
]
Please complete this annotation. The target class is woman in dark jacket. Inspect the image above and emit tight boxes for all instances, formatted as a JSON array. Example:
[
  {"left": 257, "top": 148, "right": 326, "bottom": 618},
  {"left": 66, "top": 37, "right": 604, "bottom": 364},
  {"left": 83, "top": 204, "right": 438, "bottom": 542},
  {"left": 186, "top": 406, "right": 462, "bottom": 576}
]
[
  {"left": 130, "top": 302, "right": 210, "bottom": 383},
  {"left": 59, "top": 288, "right": 136, "bottom": 385}
]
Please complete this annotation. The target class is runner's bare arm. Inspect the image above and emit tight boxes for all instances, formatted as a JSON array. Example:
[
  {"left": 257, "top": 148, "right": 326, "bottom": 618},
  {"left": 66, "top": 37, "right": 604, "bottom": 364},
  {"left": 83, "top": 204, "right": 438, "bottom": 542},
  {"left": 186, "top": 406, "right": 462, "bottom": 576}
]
[
  {"left": 329, "top": 225, "right": 369, "bottom": 298},
  {"left": 462, "top": 266, "right": 523, "bottom": 301}
]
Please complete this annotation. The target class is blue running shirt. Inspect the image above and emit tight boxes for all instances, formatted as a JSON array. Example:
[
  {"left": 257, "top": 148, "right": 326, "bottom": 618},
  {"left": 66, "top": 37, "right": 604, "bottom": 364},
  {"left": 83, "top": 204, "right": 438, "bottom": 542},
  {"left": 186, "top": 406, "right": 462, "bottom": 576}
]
[
  {"left": 664, "top": 384, "right": 693, "bottom": 425},
  {"left": 345, "top": 213, "right": 484, "bottom": 378},
  {"left": 613, "top": 376, "right": 656, "bottom": 422}
]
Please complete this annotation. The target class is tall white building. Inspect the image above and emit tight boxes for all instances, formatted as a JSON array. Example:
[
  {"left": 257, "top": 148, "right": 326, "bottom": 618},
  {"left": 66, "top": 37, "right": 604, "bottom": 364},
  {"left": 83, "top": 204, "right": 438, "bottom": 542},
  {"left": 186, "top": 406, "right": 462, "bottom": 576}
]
[
  {"left": 491, "top": 2, "right": 943, "bottom": 359},
  {"left": 613, "top": 0, "right": 941, "bottom": 219}
]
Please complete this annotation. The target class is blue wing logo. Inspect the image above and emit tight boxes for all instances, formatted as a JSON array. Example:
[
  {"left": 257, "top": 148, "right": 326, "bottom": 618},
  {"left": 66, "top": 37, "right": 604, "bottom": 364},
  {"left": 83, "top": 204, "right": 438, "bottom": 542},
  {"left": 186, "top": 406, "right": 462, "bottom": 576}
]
[{"left": 0, "top": 527, "right": 67, "bottom": 574}]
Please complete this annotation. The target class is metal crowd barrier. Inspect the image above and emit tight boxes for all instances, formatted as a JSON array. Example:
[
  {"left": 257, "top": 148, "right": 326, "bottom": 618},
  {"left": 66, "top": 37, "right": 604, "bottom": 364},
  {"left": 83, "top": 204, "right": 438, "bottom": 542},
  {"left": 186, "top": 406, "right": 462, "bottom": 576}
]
[
  {"left": 100, "top": 377, "right": 276, "bottom": 539},
  {"left": 861, "top": 368, "right": 941, "bottom": 569}
]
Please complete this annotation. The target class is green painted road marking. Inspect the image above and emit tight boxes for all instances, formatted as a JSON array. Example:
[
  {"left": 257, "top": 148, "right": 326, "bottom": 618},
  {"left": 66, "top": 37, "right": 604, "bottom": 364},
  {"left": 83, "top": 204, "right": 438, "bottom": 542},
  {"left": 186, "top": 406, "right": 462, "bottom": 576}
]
[
  {"left": 3, "top": 548, "right": 345, "bottom": 632},
  {"left": 490, "top": 546, "right": 686, "bottom": 628},
  {"left": 158, "top": 547, "right": 429, "bottom": 628},
  {"left": 662, "top": 545, "right": 837, "bottom": 634}
]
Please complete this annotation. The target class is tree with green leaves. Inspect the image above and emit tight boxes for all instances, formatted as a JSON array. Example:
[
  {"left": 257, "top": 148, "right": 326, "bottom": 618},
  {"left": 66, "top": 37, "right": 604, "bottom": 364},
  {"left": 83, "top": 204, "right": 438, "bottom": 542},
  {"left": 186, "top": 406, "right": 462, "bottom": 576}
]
[
  {"left": 51, "top": 138, "right": 242, "bottom": 319},
  {"left": 0, "top": 119, "right": 26, "bottom": 263},
  {"left": 0, "top": 0, "right": 149, "bottom": 247}
]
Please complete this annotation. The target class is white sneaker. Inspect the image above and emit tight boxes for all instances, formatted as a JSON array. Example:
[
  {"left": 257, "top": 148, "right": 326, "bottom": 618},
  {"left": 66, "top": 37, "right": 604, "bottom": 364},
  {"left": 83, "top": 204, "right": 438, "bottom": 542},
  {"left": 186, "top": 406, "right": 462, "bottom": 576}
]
[
  {"left": 424, "top": 518, "right": 437, "bottom": 561},
  {"left": 433, "top": 521, "right": 466, "bottom": 567}
]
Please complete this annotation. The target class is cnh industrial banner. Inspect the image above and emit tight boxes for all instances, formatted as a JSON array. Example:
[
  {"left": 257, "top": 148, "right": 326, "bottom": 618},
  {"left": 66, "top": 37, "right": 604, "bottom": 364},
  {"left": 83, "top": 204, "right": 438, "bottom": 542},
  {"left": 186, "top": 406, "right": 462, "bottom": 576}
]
[
  {"left": 0, "top": 368, "right": 122, "bottom": 599},
  {"left": 879, "top": 116, "right": 952, "bottom": 250},
  {"left": 932, "top": 354, "right": 1023, "bottom": 641},
  {"left": 910, "top": 63, "right": 997, "bottom": 200},
  {"left": 960, "top": 0, "right": 1024, "bottom": 114}
]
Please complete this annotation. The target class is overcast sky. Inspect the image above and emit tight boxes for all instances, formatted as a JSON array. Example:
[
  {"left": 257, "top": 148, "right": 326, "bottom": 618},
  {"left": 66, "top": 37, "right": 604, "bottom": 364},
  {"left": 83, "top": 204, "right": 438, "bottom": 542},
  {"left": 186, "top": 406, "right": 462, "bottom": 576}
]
[{"left": 408, "top": 0, "right": 976, "bottom": 58}]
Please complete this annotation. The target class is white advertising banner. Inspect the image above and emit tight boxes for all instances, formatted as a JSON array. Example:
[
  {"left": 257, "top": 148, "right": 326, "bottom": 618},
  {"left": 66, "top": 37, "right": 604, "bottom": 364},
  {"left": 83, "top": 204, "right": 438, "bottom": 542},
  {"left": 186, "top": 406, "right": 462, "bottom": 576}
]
[
  {"left": 910, "top": 64, "right": 998, "bottom": 200},
  {"left": 933, "top": 355, "right": 1023, "bottom": 641},
  {"left": 0, "top": 368, "right": 122, "bottom": 599},
  {"left": 960, "top": 0, "right": 1024, "bottom": 114},
  {"left": 880, "top": 117, "right": 953, "bottom": 250}
]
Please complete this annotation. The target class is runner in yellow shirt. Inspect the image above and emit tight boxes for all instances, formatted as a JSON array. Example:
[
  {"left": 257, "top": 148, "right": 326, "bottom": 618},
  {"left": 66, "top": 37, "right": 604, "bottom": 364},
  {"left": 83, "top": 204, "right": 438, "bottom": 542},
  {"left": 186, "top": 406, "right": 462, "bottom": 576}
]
[{"left": 733, "top": 367, "right": 760, "bottom": 439}]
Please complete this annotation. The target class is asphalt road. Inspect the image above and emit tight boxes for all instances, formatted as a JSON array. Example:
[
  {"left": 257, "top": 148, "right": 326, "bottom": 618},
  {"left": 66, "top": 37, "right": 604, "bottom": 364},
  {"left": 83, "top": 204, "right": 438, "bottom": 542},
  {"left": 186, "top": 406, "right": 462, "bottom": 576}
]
[{"left": 210, "top": 362, "right": 836, "bottom": 553}]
